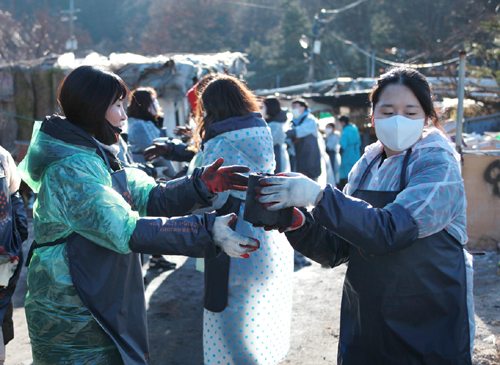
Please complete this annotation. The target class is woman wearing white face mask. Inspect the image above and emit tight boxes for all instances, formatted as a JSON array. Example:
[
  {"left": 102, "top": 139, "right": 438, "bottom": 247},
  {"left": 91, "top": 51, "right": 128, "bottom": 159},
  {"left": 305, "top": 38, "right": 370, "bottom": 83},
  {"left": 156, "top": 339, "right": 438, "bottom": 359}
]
[
  {"left": 324, "top": 122, "right": 341, "bottom": 185},
  {"left": 255, "top": 67, "right": 474, "bottom": 364}
]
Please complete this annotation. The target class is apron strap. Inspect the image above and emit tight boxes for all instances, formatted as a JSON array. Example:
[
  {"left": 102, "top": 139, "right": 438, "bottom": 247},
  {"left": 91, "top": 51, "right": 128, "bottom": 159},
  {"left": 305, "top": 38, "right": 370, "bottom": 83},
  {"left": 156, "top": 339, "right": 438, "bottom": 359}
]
[
  {"left": 356, "top": 148, "right": 413, "bottom": 192},
  {"left": 25, "top": 233, "right": 76, "bottom": 267},
  {"left": 356, "top": 153, "right": 383, "bottom": 190},
  {"left": 399, "top": 148, "right": 412, "bottom": 190}
]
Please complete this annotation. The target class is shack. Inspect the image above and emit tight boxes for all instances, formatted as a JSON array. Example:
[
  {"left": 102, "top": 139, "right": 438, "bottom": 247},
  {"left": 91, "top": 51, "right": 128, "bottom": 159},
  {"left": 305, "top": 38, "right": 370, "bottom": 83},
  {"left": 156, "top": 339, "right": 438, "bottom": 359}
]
[{"left": 0, "top": 51, "right": 249, "bottom": 154}]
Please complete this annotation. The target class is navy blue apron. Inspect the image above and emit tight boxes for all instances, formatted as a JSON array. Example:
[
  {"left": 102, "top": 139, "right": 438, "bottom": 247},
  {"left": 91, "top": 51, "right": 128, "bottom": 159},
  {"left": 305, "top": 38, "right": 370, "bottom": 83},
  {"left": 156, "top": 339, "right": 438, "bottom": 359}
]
[
  {"left": 0, "top": 164, "right": 23, "bottom": 344},
  {"left": 0, "top": 164, "right": 22, "bottom": 265},
  {"left": 339, "top": 149, "right": 471, "bottom": 365},
  {"left": 27, "top": 143, "right": 149, "bottom": 365}
]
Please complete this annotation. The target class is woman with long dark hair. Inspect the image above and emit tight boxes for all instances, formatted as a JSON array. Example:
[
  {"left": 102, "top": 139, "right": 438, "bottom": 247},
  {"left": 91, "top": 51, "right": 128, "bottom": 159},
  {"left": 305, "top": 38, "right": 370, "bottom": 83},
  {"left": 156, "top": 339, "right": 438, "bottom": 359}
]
[
  {"left": 19, "top": 66, "right": 258, "bottom": 364},
  {"left": 197, "top": 75, "right": 293, "bottom": 365},
  {"left": 127, "top": 86, "right": 180, "bottom": 271},
  {"left": 126, "top": 87, "right": 164, "bottom": 163},
  {"left": 258, "top": 67, "right": 474, "bottom": 364}
]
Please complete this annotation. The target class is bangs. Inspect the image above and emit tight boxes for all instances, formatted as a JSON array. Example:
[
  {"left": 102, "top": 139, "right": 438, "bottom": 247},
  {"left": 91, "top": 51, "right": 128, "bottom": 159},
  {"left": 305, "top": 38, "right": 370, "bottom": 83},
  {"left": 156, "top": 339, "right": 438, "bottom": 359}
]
[{"left": 111, "top": 76, "right": 129, "bottom": 103}]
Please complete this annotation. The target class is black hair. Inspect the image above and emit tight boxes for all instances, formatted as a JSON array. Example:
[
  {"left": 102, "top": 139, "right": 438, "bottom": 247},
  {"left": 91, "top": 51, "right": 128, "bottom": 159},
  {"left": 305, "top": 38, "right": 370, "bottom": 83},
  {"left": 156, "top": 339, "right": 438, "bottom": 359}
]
[
  {"left": 369, "top": 67, "right": 439, "bottom": 127},
  {"left": 57, "top": 65, "right": 128, "bottom": 143},
  {"left": 291, "top": 98, "right": 309, "bottom": 109},
  {"left": 339, "top": 115, "right": 349, "bottom": 124},
  {"left": 263, "top": 97, "right": 282, "bottom": 121},
  {"left": 127, "top": 87, "right": 159, "bottom": 122}
]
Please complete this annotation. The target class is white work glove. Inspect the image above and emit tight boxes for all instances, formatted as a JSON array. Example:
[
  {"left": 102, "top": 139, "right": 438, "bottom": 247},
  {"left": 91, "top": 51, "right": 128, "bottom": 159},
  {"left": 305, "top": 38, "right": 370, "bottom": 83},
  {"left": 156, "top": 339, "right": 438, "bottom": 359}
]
[
  {"left": 258, "top": 172, "right": 323, "bottom": 210},
  {"left": 212, "top": 214, "right": 260, "bottom": 258}
]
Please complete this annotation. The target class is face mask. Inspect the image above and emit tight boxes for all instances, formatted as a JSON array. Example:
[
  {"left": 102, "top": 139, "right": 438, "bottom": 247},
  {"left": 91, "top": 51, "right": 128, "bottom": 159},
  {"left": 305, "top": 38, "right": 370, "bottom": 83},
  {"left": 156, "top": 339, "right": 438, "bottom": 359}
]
[
  {"left": 291, "top": 108, "right": 302, "bottom": 119},
  {"left": 374, "top": 115, "right": 424, "bottom": 151},
  {"left": 325, "top": 127, "right": 333, "bottom": 135}
]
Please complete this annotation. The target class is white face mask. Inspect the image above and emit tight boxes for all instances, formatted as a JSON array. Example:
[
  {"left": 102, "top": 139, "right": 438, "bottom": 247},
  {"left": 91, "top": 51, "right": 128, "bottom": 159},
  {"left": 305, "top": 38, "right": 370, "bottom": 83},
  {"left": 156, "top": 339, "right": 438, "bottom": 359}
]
[
  {"left": 291, "top": 108, "right": 302, "bottom": 119},
  {"left": 325, "top": 127, "right": 333, "bottom": 135},
  {"left": 374, "top": 115, "right": 425, "bottom": 151}
]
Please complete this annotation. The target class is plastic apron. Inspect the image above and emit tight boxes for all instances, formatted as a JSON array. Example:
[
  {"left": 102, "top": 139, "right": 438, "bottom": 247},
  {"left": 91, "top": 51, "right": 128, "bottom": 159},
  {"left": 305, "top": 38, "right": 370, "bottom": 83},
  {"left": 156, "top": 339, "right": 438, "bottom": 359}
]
[
  {"left": 27, "top": 145, "right": 149, "bottom": 365},
  {"left": 340, "top": 149, "right": 472, "bottom": 365}
]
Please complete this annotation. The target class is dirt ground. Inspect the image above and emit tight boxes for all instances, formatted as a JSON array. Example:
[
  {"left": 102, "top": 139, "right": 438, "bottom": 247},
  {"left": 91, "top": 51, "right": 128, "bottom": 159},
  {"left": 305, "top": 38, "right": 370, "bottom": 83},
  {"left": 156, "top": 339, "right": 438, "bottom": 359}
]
[{"left": 7, "top": 224, "right": 500, "bottom": 365}]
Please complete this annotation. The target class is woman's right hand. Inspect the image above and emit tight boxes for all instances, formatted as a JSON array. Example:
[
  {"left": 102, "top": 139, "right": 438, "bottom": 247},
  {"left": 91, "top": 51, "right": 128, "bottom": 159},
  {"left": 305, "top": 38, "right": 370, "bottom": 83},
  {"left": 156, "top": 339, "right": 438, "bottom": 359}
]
[
  {"left": 212, "top": 214, "right": 259, "bottom": 258},
  {"left": 258, "top": 172, "right": 323, "bottom": 210}
]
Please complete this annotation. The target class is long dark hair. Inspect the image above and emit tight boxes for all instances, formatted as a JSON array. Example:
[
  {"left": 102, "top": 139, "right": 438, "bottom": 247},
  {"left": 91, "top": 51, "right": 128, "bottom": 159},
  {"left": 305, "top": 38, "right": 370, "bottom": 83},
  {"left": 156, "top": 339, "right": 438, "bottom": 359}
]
[
  {"left": 127, "top": 87, "right": 161, "bottom": 123},
  {"left": 263, "top": 97, "right": 282, "bottom": 121},
  {"left": 369, "top": 67, "right": 440, "bottom": 128},
  {"left": 195, "top": 74, "right": 259, "bottom": 143},
  {"left": 57, "top": 65, "right": 128, "bottom": 140}
]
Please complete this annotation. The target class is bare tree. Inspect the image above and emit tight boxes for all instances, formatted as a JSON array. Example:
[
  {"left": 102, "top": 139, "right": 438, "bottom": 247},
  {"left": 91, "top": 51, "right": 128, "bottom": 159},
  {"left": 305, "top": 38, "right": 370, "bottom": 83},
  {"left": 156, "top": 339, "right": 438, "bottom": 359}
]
[{"left": 0, "top": 9, "right": 90, "bottom": 63}]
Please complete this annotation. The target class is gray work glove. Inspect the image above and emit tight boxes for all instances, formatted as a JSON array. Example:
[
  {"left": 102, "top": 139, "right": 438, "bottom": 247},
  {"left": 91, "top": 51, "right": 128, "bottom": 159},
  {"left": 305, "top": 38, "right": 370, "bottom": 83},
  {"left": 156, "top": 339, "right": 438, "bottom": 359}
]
[{"left": 258, "top": 172, "right": 323, "bottom": 210}]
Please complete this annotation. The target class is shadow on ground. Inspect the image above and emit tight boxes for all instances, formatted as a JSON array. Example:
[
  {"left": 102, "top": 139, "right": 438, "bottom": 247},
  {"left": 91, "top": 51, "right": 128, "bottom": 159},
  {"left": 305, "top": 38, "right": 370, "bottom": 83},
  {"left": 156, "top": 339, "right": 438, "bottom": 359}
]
[
  {"left": 146, "top": 258, "right": 204, "bottom": 365},
  {"left": 471, "top": 252, "right": 500, "bottom": 365}
]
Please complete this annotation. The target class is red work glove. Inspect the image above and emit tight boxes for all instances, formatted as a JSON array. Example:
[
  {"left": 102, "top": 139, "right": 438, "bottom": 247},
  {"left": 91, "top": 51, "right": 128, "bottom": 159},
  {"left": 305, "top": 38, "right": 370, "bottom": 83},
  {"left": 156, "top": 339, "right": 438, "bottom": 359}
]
[
  {"left": 287, "top": 208, "right": 306, "bottom": 232},
  {"left": 261, "top": 207, "right": 305, "bottom": 233},
  {"left": 201, "top": 158, "right": 250, "bottom": 193}
]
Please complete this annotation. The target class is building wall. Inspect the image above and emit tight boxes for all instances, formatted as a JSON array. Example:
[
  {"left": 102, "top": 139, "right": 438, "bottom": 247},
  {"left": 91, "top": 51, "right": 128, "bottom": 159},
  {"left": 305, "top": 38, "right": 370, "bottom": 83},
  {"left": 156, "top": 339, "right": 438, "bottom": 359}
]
[{"left": 463, "top": 153, "right": 500, "bottom": 251}]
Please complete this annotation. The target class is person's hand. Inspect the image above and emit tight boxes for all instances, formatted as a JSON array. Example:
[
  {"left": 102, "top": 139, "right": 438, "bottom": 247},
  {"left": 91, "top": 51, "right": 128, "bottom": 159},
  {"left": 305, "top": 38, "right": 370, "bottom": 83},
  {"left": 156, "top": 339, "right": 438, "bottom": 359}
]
[
  {"left": 285, "top": 129, "right": 296, "bottom": 140},
  {"left": 174, "top": 125, "right": 193, "bottom": 138},
  {"left": 201, "top": 158, "right": 249, "bottom": 193},
  {"left": 212, "top": 214, "right": 260, "bottom": 258},
  {"left": 143, "top": 142, "right": 174, "bottom": 161},
  {"left": 256, "top": 207, "right": 305, "bottom": 233},
  {"left": 257, "top": 172, "right": 323, "bottom": 210}
]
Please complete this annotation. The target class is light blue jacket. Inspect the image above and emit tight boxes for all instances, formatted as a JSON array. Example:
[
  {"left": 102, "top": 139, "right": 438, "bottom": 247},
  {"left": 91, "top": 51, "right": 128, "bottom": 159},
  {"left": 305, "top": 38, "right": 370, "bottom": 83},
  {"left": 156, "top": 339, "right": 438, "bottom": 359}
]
[{"left": 339, "top": 123, "right": 361, "bottom": 179}]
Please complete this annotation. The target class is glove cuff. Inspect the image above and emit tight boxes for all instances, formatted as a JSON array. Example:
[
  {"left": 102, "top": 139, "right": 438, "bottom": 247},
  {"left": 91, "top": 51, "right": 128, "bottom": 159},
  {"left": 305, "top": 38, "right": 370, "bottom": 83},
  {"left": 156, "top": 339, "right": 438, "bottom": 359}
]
[
  {"left": 285, "top": 208, "right": 305, "bottom": 232},
  {"left": 313, "top": 186, "right": 324, "bottom": 206}
]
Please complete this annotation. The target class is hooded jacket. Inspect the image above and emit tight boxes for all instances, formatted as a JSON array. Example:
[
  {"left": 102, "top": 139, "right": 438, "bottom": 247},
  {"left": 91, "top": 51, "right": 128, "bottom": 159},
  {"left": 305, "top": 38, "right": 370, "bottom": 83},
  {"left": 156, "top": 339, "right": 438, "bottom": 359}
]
[{"left": 19, "top": 115, "right": 216, "bottom": 364}]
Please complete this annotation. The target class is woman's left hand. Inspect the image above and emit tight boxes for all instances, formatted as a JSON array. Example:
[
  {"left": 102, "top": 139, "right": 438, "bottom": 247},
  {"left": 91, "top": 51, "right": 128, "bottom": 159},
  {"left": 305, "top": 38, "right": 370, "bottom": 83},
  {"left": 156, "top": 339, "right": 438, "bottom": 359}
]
[
  {"left": 258, "top": 172, "right": 323, "bottom": 210},
  {"left": 201, "top": 158, "right": 250, "bottom": 193}
]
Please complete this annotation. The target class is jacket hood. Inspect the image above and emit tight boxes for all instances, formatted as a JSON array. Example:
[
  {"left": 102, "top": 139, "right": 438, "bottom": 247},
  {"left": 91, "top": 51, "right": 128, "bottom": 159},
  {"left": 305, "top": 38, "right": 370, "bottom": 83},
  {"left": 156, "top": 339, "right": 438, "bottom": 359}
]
[
  {"left": 203, "top": 112, "right": 266, "bottom": 144},
  {"left": 292, "top": 109, "right": 310, "bottom": 125},
  {"left": 19, "top": 115, "right": 112, "bottom": 192},
  {"left": 202, "top": 113, "right": 275, "bottom": 201}
]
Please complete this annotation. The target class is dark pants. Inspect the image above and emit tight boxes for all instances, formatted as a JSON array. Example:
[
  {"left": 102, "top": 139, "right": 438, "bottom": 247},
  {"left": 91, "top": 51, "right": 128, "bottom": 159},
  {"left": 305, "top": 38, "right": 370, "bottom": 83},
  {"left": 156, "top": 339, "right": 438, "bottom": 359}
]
[
  {"left": 2, "top": 302, "right": 13, "bottom": 345},
  {"left": 327, "top": 150, "right": 337, "bottom": 177}
]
